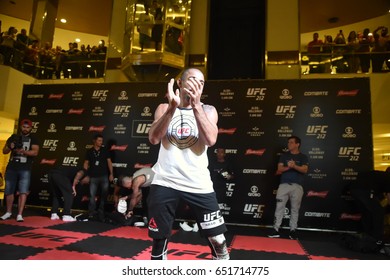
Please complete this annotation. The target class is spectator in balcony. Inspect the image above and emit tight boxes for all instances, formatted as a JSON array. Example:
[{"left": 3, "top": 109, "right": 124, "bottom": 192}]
[
  {"left": 16, "top": 28, "right": 29, "bottom": 49},
  {"left": 321, "top": 35, "right": 334, "bottom": 73},
  {"left": 137, "top": 4, "right": 155, "bottom": 52},
  {"left": 39, "top": 41, "right": 55, "bottom": 79},
  {"left": 346, "top": 30, "right": 360, "bottom": 73},
  {"left": 165, "top": 4, "right": 184, "bottom": 55},
  {"left": 0, "top": 26, "right": 17, "bottom": 65},
  {"left": 23, "top": 40, "right": 40, "bottom": 77},
  {"left": 372, "top": 26, "right": 389, "bottom": 72},
  {"left": 151, "top": 0, "right": 164, "bottom": 51},
  {"left": 307, "top": 32, "right": 323, "bottom": 73},
  {"left": 357, "top": 28, "right": 374, "bottom": 73},
  {"left": 95, "top": 40, "right": 107, "bottom": 77}
]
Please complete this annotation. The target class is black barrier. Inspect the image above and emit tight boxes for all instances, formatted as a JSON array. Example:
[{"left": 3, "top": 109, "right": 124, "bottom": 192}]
[{"left": 20, "top": 78, "right": 372, "bottom": 231}]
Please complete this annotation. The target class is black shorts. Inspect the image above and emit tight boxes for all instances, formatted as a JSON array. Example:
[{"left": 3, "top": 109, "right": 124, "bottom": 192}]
[{"left": 147, "top": 184, "right": 227, "bottom": 239}]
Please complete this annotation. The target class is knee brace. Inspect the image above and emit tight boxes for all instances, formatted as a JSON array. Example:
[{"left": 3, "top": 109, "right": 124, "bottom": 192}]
[
  {"left": 208, "top": 234, "right": 229, "bottom": 260},
  {"left": 151, "top": 238, "right": 168, "bottom": 260}
]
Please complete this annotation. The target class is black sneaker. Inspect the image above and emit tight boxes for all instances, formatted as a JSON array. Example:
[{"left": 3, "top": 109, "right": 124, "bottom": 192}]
[
  {"left": 268, "top": 229, "right": 280, "bottom": 238},
  {"left": 289, "top": 230, "right": 298, "bottom": 240}
]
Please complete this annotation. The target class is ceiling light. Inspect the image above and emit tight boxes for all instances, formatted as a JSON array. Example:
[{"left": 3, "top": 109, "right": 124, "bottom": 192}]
[
  {"left": 75, "top": 38, "right": 80, "bottom": 43},
  {"left": 60, "top": 18, "right": 67, "bottom": 23}
]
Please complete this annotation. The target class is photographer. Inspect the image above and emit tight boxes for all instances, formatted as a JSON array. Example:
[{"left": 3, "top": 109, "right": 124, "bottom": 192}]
[{"left": 1, "top": 119, "right": 39, "bottom": 222}]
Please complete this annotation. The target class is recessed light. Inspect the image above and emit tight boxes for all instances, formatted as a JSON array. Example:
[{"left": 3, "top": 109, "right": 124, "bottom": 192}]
[{"left": 60, "top": 18, "right": 67, "bottom": 23}]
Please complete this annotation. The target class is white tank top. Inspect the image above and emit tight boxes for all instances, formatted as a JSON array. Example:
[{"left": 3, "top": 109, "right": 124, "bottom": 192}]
[{"left": 152, "top": 107, "right": 214, "bottom": 193}]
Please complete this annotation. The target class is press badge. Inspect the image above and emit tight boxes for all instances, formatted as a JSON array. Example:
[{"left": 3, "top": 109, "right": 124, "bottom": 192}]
[{"left": 95, "top": 161, "right": 99, "bottom": 166}]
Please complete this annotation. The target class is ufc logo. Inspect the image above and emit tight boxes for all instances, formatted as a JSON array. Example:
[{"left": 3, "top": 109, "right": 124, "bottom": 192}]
[
  {"left": 32, "top": 122, "right": 39, "bottom": 129},
  {"left": 92, "top": 90, "right": 108, "bottom": 97},
  {"left": 177, "top": 127, "right": 190, "bottom": 136},
  {"left": 63, "top": 157, "right": 79, "bottom": 165},
  {"left": 244, "top": 204, "right": 264, "bottom": 213},
  {"left": 204, "top": 210, "right": 222, "bottom": 222},
  {"left": 339, "top": 147, "right": 361, "bottom": 156},
  {"left": 276, "top": 105, "right": 296, "bottom": 114},
  {"left": 114, "top": 106, "right": 131, "bottom": 113},
  {"left": 136, "top": 123, "right": 151, "bottom": 134},
  {"left": 226, "top": 183, "right": 235, "bottom": 191},
  {"left": 43, "top": 140, "right": 58, "bottom": 146},
  {"left": 247, "top": 88, "right": 266, "bottom": 95},
  {"left": 307, "top": 125, "right": 328, "bottom": 134}
]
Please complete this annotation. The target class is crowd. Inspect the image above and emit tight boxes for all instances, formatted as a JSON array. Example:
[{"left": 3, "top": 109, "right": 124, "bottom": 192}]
[
  {"left": 0, "top": 26, "right": 107, "bottom": 79},
  {"left": 306, "top": 26, "right": 390, "bottom": 73}
]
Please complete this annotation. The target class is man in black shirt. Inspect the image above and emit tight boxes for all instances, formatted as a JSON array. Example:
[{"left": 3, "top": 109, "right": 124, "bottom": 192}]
[
  {"left": 347, "top": 170, "right": 390, "bottom": 243},
  {"left": 83, "top": 134, "right": 113, "bottom": 221}
]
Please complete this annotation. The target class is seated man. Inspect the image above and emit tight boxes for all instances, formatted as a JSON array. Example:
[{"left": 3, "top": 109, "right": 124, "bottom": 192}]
[{"left": 113, "top": 167, "right": 154, "bottom": 224}]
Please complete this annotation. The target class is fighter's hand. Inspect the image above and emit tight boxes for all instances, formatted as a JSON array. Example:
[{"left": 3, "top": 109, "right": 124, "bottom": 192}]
[
  {"left": 166, "top": 78, "right": 180, "bottom": 108},
  {"left": 125, "top": 210, "right": 133, "bottom": 219},
  {"left": 72, "top": 185, "right": 77, "bottom": 196},
  {"left": 183, "top": 77, "right": 203, "bottom": 107}
]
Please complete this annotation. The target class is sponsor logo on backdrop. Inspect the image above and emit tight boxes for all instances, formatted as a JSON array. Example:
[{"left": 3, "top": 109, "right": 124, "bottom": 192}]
[
  {"left": 63, "top": 157, "right": 79, "bottom": 166},
  {"left": 308, "top": 168, "right": 327, "bottom": 179},
  {"left": 39, "top": 173, "right": 49, "bottom": 184},
  {"left": 118, "top": 91, "right": 128, "bottom": 100},
  {"left": 40, "top": 159, "right": 57, "bottom": 165},
  {"left": 338, "top": 147, "right": 361, "bottom": 161},
  {"left": 304, "top": 91, "right": 328, "bottom": 96},
  {"left": 31, "top": 122, "right": 39, "bottom": 133},
  {"left": 304, "top": 212, "right": 331, "bottom": 218},
  {"left": 92, "top": 90, "right": 109, "bottom": 101},
  {"left": 243, "top": 169, "right": 267, "bottom": 174},
  {"left": 342, "top": 127, "right": 357, "bottom": 138},
  {"left": 308, "top": 147, "right": 325, "bottom": 160},
  {"left": 141, "top": 107, "right": 152, "bottom": 117},
  {"left": 218, "top": 128, "right": 237, "bottom": 135},
  {"left": 29, "top": 107, "right": 38, "bottom": 116},
  {"left": 134, "top": 163, "right": 153, "bottom": 168},
  {"left": 247, "top": 126, "right": 265, "bottom": 137},
  {"left": 137, "top": 143, "right": 150, "bottom": 154},
  {"left": 27, "top": 94, "right": 44, "bottom": 98},
  {"left": 306, "top": 191, "right": 329, "bottom": 198},
  {"left": 220, "top": 89, "right": 235, "bottom": 100},
  {"left": 68, "top": 109, "right": 84, "bottom": 114},
  {"left": 47, "top": 123, "right": 57, "bottom": 133},
  {"left": 114, "top": 124, "right": 127, "bottom": 135},
  {"left": 67, "top": 141, "right": 77, "bottom": 151},
  {"left": 138, "top": 92, "right": 158, "bottom": 98},
  {"left": 92, "top": 106, "right": 104, "bottom": 116},
  {"left": 212, "top": 148, "right": 238, "bottom": 154},
  {"left": 248, "top": 106, "right": 263, "bottom": 118},
  {"left": 48, "top": 94, "right": 64, "bottom": 99},
  {"left": 65, "top": 126, "right": 83, "bottom": 131},
  {"left": 337, "top": 89, "right": 359, "bottom": 96},
  {"left": 112, "top": 163, "right": 128, "bottom": 168},
  {"left": 246, "top": 88, "right": 266, "bottom": 101},
  {"left": 341, "top": 168, "right": 358, "bottom": 180},
  {"left": 275, "top": 105, "right": 296, "bottom": 118},
  {"left": 132, "top": 120, "right": 152, "bottom": 138},
  {"left": 248, "top": 185, "right": 261, "bottom": 197},
  {"left": 72, "top": 91, "right": 83, "bottom": 101},
  {"left": 43, "top": 139, "right": 59, "bottom": 151},
  {"left": 335, "top": 109, "right": 362, "bottom": 114},
  {"left": 110, "top": 145, "right": 128, "bottom": 152},
  {"left": 277, "top": 126, "right": 293, "bottom": 138},
  {"left": 114, "top": 105, "right": 131, "bottom": 117},
  {"left": 219, "top": 203, "right": 231, "bottom": 216},
  {"left": 88, "top": 125, "right": 106, "bottom": 132},
  {"left": 245, "top": 149, "right": 266, "bottom": 156},
  {"left": 306, "top": 125, "right": 328, "bottom": 139},
  {"left": 279, "top": 89, "right": 292, "bottom": 99},
  {"left": 45, "top": 109, "right": 63, "bottom": 114},
  {"left": 38, "top": 189, "right": 50, "bottom": 201},
  {"left": 340, "top": 213, "right": 361, "bottom": 221},
  {"left": 219, "top": 107, "right": 236, "bottom": 118},
  {"left": 243, "top": 204, "right": 265, "bottom": 219},
  {"left": 226, "top": 183, "right": 235, "bottom": 197},
  {"left": 310, "top": 106, "right": 324, "bottom": 118}
]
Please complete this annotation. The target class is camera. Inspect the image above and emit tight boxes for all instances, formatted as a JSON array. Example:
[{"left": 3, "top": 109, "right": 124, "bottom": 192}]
[{"left": 7, "top": 134, "right": 23, "bottom": 150}]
